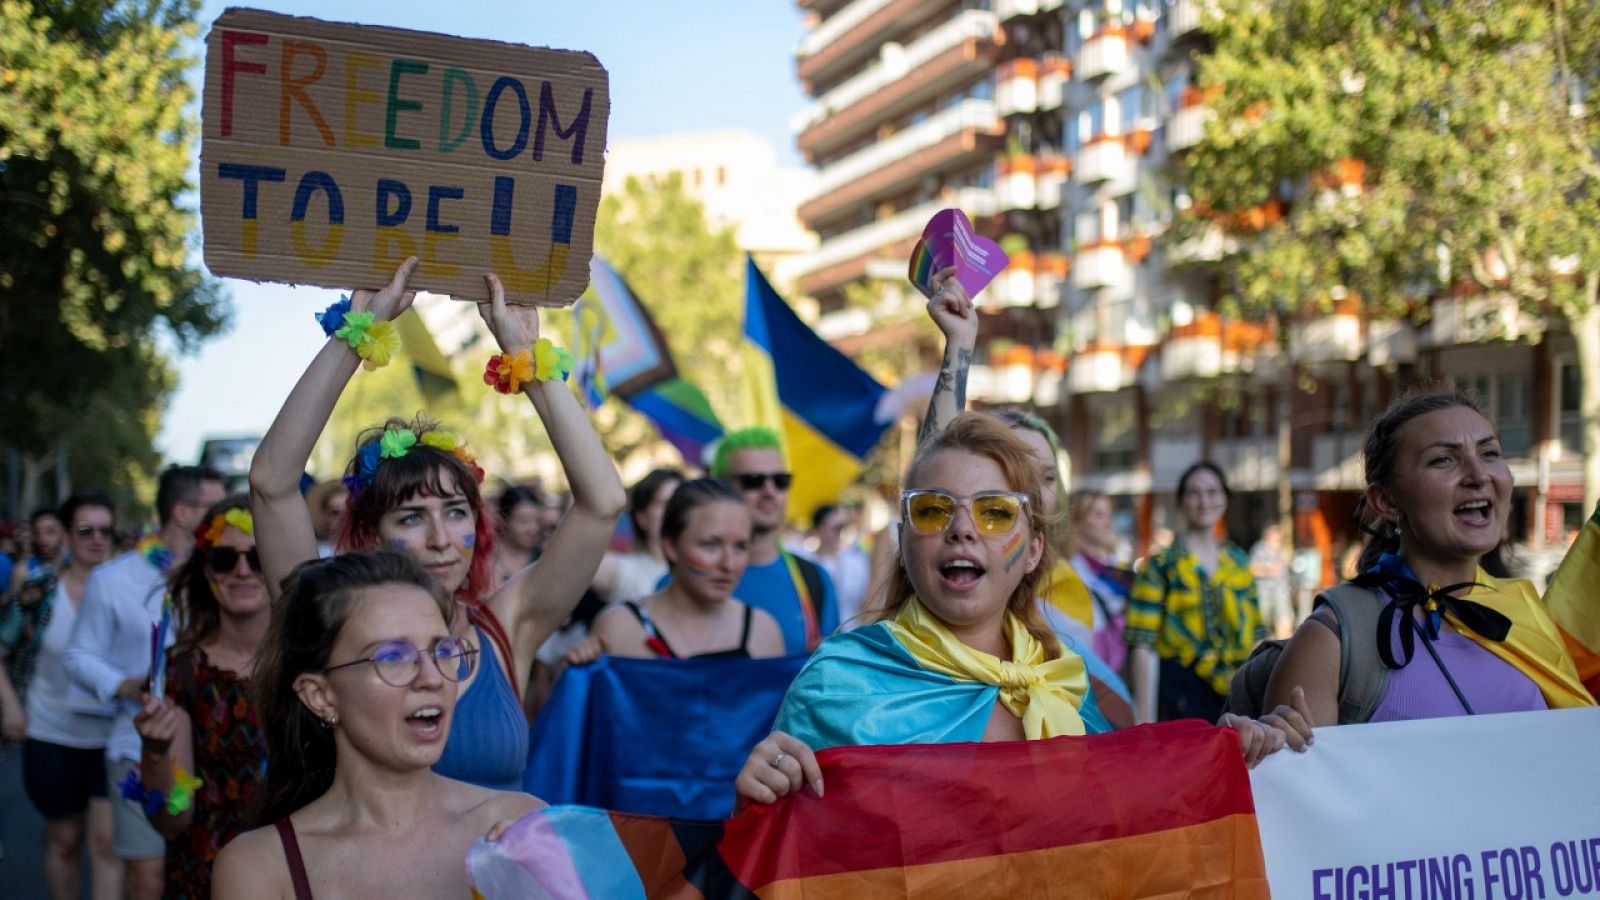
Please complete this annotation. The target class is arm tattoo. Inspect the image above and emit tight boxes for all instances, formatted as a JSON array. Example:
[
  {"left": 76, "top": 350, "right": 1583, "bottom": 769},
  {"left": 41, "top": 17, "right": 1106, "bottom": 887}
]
[
  {"left": 918, "top": 365, "right": 955, "bottom": 443},
  {"left": 953, "top": 348, "right": 971, "bottom": 413}
]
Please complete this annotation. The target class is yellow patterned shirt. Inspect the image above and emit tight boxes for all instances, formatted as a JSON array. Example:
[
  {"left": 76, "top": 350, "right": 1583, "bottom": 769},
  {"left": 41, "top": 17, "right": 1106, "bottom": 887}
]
[{"left": 1126, "top": 538, "right": 1264, "bottom": 695}]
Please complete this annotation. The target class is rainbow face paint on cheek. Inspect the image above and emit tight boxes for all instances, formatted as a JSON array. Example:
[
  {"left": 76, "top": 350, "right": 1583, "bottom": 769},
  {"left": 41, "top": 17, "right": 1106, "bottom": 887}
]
[
  {"left": 1001, "top": 529, "right": 1027, "bottom": 573},
  {"left": 680, "top": 562, "right": 717, "bottom": 579},
  {"left": 387, "top": 539, "right": 409, "bottom": 553}
]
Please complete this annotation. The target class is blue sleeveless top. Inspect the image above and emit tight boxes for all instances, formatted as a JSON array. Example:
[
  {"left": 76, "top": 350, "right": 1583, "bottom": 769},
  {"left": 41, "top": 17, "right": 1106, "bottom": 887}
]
[{"left": 433, "top": 627, "right": 528, "bottom": 791}]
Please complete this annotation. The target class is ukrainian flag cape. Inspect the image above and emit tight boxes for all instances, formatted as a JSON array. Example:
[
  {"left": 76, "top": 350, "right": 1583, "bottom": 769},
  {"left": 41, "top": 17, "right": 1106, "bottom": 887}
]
[
  {"left": 1544, "top": 502, "right": 1600, "bottom": 699},
  {"left": 1459, "top": 569, "right": 1594, "bottom": 710},
  {"left": 775, "top": 610, "right": 1109, "bottom": 751}
]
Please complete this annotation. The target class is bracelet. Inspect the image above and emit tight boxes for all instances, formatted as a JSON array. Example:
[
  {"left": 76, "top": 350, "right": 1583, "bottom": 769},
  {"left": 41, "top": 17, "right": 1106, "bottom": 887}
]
[
  {"left": 532, "top": 338, "right": 574, "bottom": 383},
  {"left": 331, "top": 311, "right": 399, "bottom": 370},
  {"left": 315, "top": 296, "right": 352, "bottom": 336},
  {"left": 483, "top": 349, "right": 534, "bottom": 394},
  {"left": 118, "top": 763, "right": 204, "bottom": 818}
]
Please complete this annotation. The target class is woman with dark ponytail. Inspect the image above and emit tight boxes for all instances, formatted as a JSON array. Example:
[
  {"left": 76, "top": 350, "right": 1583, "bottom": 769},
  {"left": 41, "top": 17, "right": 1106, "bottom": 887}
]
[
  {"left": 1264, "top": 386, "right": 1594, "bottom": 726},
  {"left": 212, "top": 552, "right": 538, "bottom": 899}
]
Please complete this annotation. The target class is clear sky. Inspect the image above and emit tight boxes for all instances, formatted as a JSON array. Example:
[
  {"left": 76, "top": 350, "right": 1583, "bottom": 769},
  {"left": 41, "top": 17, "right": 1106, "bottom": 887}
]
[{"left": 158, "top": 0, "right": 808, "bottom": 462}]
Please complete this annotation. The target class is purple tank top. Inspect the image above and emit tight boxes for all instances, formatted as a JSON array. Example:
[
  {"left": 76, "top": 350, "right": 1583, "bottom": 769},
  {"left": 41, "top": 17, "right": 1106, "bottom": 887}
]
[{"left": 1369, "top": 613, "right": 1548, "bottom": 723}]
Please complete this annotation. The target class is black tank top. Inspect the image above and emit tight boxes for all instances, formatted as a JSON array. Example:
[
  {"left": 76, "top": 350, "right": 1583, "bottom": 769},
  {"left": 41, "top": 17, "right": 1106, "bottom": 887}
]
[{"left": 624, "top": 600, "right": 754, "bottom": 660}]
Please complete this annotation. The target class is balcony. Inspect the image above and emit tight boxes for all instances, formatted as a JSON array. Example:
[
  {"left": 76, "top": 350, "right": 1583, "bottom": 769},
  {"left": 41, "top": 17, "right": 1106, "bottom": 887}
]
[
  {"left": 1038, "top": 56, "right": 1071, "bottom": 110},
  {"left": 1166, "top": 102, "right": 1209, "bottom": 153},
  {"left": 1035, "top": 253, "right": 1069, "bottom": 309},
  {"left": 1311, "top": 432, "right": 1365, "bottom": 491},
  {"left": 1076, "top": 28, "right": 1129, "bottom": 81},
  {"left": 797, "top": 0, "right": 926, "bottom": 85},
  {"left": 795, "top": 188, "right": 996, "bottom": 295},
  {"left": 1366, "top": 319, "right": 1417, "bottom": 366},
  {"left": 1036, "top": 157, "right": 1070, "bottom": 209},
  {"left": 1065, "top": 343, "right": 1151, "bottom": 395},
  {"left": 995, "top": 155, "right": 1038, "bottom": 210},
  {"left": 1075, "top": 135, "right": 1132, "bottom": 184},
  {"left": 1072, "top": 241, "right": 1132, "bottom": 292},
  {"left": 996, "top": 59, "right": 1039, "bottom": 116},
  {"left": 799, "top": 99, "right": 1004, "bottom": 224},
  {"left": 1212, "top": 437, "right": 1280, "bottom": 492},
  {"left": 985, "top": 252, "right": 1037, "bottom": 308},
  {"left": 1166, "top": 0, "right": 1208, "bottom": 39},
  {"left": 794, "top": 10, "right": 1000, "bottom": 158},
  {"left": 1161, "top": 313, "right": 1224, "bottom": 381},
  {"left": 1424, "top": 295, "right": 1539, "bottom": 348},
  {"left": 1289, "top": 305, "right": 1363, "bottom": 364},
  {"left": 1152, "top": 435, "right": 1205, "bottom": 485}
]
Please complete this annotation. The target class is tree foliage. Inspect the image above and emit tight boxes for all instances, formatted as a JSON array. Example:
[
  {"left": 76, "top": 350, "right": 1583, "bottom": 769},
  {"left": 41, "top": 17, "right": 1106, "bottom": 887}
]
[
  {"left": 0, "top": 0, "right": 227, "bottom": 516},
  {"left": 1178, "top": 0, "right": 1600, "bottom": 503}
]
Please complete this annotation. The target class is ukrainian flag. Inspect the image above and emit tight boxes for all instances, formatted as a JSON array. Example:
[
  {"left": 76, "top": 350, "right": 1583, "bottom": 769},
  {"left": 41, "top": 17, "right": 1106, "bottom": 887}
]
[{"left": 740, "top": 256, "right": 890, "bottom": 523}]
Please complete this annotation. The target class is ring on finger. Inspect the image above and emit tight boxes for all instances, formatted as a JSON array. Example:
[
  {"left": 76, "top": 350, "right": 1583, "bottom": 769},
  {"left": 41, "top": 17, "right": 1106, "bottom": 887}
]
[{"left": 771, "top": 752, "right": 789, "bottom": 768}]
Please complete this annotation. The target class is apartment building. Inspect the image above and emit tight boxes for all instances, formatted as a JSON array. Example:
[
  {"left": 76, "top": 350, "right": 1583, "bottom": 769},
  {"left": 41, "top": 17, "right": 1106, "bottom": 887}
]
[{"left": 793, "top": 0, "right": 1581, "bottom": 567}]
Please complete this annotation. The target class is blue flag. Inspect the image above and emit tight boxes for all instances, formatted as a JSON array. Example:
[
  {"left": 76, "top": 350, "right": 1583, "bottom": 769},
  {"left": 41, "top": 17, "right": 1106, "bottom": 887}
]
[{"left": 524, "top": 654, "right": 806, "bottom": 819}]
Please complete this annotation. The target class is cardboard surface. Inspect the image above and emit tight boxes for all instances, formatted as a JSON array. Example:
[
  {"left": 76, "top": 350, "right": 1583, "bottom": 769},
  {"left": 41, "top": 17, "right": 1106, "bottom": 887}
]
[
  {"left": 201, "top": 8, "right": 609, "bottom": 305},
  {"left": 908, "top": 208, "right": 1009, "bottom": 300}
]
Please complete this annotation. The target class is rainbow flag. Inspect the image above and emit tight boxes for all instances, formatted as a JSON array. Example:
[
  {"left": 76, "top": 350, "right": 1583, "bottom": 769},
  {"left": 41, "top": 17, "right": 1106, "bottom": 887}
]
[
  {"left": 1545, "top": 502, "right": 1600, "bottom": 698},
  {"left": 471, "top": 721, "right": 1269, "bottom": 898},
  {"left": 588, "top": 256, "right": 724, "bottom": 464},
  {"left": 740, "top": 257, "right": 890, "bottom": 524}
]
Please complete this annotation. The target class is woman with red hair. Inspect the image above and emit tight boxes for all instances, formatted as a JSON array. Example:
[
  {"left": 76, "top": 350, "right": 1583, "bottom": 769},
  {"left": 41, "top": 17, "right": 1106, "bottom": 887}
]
[{"left": 249, "top": 259, "right": 625, "bottom": 790}]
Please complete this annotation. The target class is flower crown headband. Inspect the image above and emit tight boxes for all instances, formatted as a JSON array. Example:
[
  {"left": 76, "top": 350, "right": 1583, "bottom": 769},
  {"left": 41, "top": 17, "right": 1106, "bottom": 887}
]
[
  {"left": 195, "top": 508, "right": 254, "bottom": 550},
  {"left": 342, "top": 427, "right": 485, "bottom": 500}
]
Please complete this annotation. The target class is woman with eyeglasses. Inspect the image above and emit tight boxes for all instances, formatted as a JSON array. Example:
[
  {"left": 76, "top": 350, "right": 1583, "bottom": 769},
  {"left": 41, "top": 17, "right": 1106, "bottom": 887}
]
[
  {"left": 570, "top": 479, "right": 785, "bottom": 663},
  {"left": 250, "top": 260, "right": 625, "bottom": 791},
  {"left": 212, "top": 552, "right": 539, "bottom": 899},
  {"left": 1127, "top": 462, "right": 1264, "bottom": 725},
  {"left": 0, "top": 491, "right": 123, "bottom": 900},
  {"left": 129, "top": 496, "right": 269, "bottom": 899},
  {"left": 736, "top": 417, "right": 1297, "bottom": 805}
]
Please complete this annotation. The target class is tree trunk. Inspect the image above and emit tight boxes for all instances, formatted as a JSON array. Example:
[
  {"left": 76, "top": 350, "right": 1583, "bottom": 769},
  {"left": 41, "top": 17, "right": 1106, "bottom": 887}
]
[{"left": 1573, "top": 282, "right": 1600, "bottom": 515}]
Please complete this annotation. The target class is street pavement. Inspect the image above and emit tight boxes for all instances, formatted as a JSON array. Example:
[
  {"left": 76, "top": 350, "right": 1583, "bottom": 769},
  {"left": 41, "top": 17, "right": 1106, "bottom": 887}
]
[{"left": 0, "top": 742, "right": 52, "bottom": 898}]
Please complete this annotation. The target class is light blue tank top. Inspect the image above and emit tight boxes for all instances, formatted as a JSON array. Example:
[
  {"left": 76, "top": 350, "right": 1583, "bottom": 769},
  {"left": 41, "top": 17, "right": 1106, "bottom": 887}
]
[{"left": 433, "top": 627, "right": 528, "bottom": 791}]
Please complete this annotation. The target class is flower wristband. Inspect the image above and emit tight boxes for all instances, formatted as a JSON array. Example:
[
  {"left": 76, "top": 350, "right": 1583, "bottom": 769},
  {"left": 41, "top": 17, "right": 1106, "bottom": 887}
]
[
  {"left": 330, "top": 310, "right": 399, "bottom": 371},
  {"left": 119, "top": 763, "right": 204, "bottom": 818},
  {"left": 484, "top": 339, "right": 572, "bottom": 394}
]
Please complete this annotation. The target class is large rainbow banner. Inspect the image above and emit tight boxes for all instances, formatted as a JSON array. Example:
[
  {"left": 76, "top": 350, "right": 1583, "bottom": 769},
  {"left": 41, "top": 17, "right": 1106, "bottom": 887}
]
[{"left": 473, "top": 721, "right": 1268, "bottom": 898}]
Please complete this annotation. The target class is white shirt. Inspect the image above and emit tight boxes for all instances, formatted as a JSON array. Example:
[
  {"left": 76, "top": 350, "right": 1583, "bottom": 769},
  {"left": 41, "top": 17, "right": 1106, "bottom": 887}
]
[
  {"left": 25, "top": 581, "right": 114, "bottom": 749},
  {"left": 813, "top": 545, "right": 871, "bottom": 630},
  {"left": 63, "top": 551, "right": 168, "bottom": 764}
]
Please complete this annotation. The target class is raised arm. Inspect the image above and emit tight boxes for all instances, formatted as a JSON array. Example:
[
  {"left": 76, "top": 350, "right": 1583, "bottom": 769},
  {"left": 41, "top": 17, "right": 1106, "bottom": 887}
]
[
  {"left": 249, "top": 257, "right": 419, "bottom": 598},
  {"left": 475, "top": 275, "right": 626, "bottom": 670},
  {"left": 915, "top": 266, "right": 978, "bottom": 444}
]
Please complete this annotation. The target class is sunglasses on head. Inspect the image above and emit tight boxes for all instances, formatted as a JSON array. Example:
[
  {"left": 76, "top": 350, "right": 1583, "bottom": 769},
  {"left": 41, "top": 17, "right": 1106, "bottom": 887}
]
[
  {"left": 75, "top": 525, "right": 115, "bottom": 540},
  {"left": 736, "top": 472, "right": 793, "bottom": 491},
  {"left": 204, "top": 546, "right": 262, "bottom": 574},
  {"left": 902, "top": 489, "right": 1029, "bottom": 537}
]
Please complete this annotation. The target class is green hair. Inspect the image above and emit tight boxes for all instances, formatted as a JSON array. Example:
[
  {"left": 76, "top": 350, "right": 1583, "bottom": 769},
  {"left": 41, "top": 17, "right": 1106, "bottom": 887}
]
[{"left": 710, "top": 427, "right": 784, "bottom": 478}]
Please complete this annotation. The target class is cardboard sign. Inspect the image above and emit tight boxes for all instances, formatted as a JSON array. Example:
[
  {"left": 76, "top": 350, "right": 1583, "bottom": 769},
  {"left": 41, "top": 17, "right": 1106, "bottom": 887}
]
[
  {"left": 908, "top": 208, "right": 1009, "bottom": 300},
  {"left": 200, "top": 8, "right": 609, "bottom": 304}
]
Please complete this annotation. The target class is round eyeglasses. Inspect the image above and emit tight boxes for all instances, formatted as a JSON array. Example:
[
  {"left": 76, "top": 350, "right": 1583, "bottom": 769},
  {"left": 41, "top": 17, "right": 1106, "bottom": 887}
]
[{"left": 323, "top": 636, "right": 478, "bottom": 687}]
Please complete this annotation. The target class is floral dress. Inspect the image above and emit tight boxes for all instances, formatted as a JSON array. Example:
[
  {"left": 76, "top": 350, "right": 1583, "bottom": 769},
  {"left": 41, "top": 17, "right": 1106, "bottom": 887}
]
[{"left": 163, "top": 646, "right": 266, "bottom": 900}]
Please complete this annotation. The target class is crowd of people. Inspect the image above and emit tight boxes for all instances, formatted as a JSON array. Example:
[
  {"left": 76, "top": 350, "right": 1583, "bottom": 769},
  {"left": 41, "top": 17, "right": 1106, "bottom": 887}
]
[{"left": 1, "top": 257, "right": 1595, "bottom": 898}]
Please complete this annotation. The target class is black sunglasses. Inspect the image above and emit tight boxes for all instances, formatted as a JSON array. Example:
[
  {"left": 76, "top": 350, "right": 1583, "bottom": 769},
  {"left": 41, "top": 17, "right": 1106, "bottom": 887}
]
[
  {"left": 205, "top": 546, "right": 262, "bottom": 574},
  {"left": 75, "top": 525, "right": 115, "bottom": 540},
  {"left": 736, "top": 472, "right": 793, "bottom": 491}
]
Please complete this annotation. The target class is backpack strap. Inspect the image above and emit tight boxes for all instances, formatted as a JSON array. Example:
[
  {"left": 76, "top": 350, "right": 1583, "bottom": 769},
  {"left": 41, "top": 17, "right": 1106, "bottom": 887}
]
[
  {"left": 1315, "top": 583, "right": 1388, "bottom": 725},
  {"left": 788, "top": 553, "right": 827, "bottom": 649}
]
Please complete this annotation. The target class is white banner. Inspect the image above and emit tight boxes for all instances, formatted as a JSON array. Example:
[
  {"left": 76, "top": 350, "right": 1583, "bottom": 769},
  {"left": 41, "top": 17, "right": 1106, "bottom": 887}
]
[{"left": 1250, "top": 708, "right": 1600, "bottom": 900}]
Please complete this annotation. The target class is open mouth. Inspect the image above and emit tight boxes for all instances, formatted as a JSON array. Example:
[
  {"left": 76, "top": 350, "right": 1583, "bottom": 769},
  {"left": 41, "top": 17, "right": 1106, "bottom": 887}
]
[
  {"left": 1454, "top": 499, "right": 1492, "bottom": 527},
  {"left": 938, "top": 558, "right": 986, "bottom": 590},
  {"left": 405, "top": 706, "right": 443, "bottom": 739}
]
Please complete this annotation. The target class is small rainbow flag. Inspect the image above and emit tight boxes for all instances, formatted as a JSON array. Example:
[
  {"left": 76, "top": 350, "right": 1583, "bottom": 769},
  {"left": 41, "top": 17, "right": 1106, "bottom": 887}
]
[{"left": 472, "top": 721, "right": 1268, "bottom": 898}]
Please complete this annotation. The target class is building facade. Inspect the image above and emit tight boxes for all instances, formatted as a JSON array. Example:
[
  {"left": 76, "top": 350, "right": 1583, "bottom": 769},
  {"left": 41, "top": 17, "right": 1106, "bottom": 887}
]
[{"left": 791, "top": 0, "right": 1578, "bottom": 575}]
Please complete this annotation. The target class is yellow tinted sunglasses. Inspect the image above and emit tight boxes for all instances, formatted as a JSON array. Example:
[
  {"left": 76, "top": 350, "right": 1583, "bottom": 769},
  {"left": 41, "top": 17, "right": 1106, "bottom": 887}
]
[{"left": 901, "top": 489, "right": 1029, "bottom": 537}]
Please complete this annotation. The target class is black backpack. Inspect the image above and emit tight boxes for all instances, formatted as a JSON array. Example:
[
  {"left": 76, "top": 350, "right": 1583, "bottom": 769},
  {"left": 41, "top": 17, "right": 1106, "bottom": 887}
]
[{"left": 1226, "top": 583, "right": 1389, "bottom": 724}]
